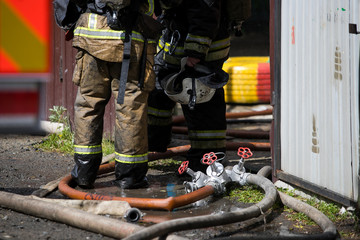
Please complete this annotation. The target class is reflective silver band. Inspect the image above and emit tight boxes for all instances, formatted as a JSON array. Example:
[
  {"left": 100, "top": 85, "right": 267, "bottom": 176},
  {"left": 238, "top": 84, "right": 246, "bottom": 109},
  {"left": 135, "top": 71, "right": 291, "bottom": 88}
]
[
  {"left": 115, "top": 152, "right": 148, "bottom": 164},
  {"left": 74, "top": 145, "right": 102, "bottom": 155},
  {"left": 188, "top": 130, "right": 226, "bottom": 139},
  {"left": 148, "top": 107, "right": 173, "bottom": 117}
]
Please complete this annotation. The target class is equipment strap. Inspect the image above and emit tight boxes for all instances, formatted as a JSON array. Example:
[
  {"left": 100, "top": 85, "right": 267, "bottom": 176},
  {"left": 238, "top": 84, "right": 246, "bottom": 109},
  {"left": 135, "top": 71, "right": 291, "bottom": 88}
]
[
  {"left": 117, "top": 32, "right": 132, "bottom": 104},
  {"left": 138, "top": 38, "right": 148, "bottom": 89}
]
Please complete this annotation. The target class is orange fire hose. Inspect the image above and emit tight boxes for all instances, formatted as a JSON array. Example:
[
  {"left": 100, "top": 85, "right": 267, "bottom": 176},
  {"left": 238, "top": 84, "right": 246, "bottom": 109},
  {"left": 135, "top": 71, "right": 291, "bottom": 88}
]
[
  {"left": 58, "top": 142, "right": 270, "bottom": 211},
  {"left": 172, "top": 126, "right": 270, "bottom": 139},
  {"left": 148, "top": 142, "right": 270, "bottom": 162},
  {"left": 172, "top": 108, "right": 273, "bottom": 125},
  {"left": 58, "top": 174, "right": 215, "bottom": 211},
  {"left": 149, "top": 142, "right": 270, "bottom": 161}
]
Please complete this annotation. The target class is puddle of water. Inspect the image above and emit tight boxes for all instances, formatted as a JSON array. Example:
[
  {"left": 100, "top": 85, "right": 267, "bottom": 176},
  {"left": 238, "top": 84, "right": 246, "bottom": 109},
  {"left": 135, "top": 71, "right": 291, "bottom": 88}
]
[{"left": 86, "top": 173, "right": 187, "bottom": 199}]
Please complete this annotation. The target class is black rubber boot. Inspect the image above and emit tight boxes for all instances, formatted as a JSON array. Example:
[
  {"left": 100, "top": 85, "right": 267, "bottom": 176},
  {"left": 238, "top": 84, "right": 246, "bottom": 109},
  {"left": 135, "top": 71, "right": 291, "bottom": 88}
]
[
  {"left": 71, "top": 153, "right": 102, "bottom": 189},
  {"left": 113, "top": 176, "right": 149, "bottom": 189},
  {"left": 114, "top": 162, "right": 149, "bottom": 189}
]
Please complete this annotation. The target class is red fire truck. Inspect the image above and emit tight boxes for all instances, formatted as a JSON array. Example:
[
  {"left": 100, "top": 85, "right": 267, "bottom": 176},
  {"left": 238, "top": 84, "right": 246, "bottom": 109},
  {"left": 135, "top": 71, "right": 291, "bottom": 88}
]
[{"left": 0, "top": 0, "right": 51, "bottom": 133}]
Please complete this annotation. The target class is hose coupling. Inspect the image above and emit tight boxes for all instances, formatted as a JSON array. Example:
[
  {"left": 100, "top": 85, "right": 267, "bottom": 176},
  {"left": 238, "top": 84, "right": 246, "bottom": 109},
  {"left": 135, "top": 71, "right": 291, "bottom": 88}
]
[
  {"left": 124, "top": 208, "right": 144, "bottom": 222},
  {"left": 230, "top": 164, "right": 251, "bottom": 185},
  {"left": 183, "top": 170, "right": 209, "bottom": 193},
  {"left": 205, "top": 177, "right": 225, "bottom": 195},
  {"left": 178, "top": 161, "right": 210, "bottom": 193}
]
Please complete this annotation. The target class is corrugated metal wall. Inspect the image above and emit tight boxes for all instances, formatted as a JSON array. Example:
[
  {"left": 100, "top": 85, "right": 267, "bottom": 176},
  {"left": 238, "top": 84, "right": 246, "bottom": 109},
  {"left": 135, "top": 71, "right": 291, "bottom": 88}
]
[
  {"left": 47, "top": 20, "right": 115, "bottom": 137},
  {"left": 278, "top": 0, "right": 359, "bottom": 205}
]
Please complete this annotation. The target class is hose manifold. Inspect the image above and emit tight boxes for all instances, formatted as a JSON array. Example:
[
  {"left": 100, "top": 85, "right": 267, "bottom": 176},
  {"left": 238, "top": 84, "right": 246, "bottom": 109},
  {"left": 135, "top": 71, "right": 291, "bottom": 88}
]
[
  {"left": 205, "top": 178, "right": 225, "bottom": 195},
  {"left": 238, "top": 172, "right": 251, "bottom": 186}
]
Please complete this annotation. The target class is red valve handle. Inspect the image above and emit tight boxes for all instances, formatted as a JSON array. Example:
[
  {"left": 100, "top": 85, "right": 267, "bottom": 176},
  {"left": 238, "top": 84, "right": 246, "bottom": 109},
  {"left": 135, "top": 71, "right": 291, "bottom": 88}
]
[
  {"left": 237, "top": 147, "right": 253, "bottom": 159},
  {"left": 201, "top": 152, "right": 217, "bottom": 165},
  {"left": 178, "top": 161, "right": 189, "bottom": 175}
]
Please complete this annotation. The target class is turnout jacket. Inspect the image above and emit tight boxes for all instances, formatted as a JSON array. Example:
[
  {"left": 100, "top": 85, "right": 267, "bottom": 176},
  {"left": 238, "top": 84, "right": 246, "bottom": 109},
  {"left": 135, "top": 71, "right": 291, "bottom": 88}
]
[
  {"left": 72, "top": 0, "right": 158, "bottom": 62},
  {"left": 159, "top": 0, "right": 230, "bottom": 65}
]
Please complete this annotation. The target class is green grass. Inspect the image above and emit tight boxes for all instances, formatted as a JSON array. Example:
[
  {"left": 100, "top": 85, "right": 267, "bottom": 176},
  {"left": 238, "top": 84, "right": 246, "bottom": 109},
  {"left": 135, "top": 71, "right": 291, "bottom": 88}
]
[
  {"left": 148, "top": 158, "right": 182, "bottom": 172},
  {"left": 227, "top": 184, "right": 265, "bottom": 203},
  {"left": 35, "top": 106, "right": 115, "bottom": 156},
  {"left": 227, "top": 183, "right": 357, "bottom": 235},
  {"left": 278, "top": 188, "right": 357, "bottom": 229}
]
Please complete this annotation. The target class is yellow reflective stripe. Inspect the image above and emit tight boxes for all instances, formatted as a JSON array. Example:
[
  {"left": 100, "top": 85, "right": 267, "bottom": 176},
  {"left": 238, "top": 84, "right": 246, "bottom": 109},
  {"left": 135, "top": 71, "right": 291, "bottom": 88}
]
[
  {"left": 184, "top": 42, "right": 209, "bottom": 54},
  {"left": 88, "top": 13, "right": 97, "bottom": 29},
  {"left": 159, "top": 38, "right": 230, "bottom": 63},
  {"left": 74, "top": 27, "right": 126, "bottom": 39},
  {"left": 190, "top": 139, "right": 226, "bottom": 149},
  {"left": 160, "top": 43, "right": 230, "bottom": 56},
  {"left": 188, "top": 130, "right": 226, "bottom": 139},
  {"left": 158, "top": 40, "right": 185, "bottom": 56},
  {"left": 145, "top": 0, "right": 154, "bottom": 16},
  {"left": 147, "top": 39, "right": 157, "bottom": 44},
  {"left": 74, "top": 27, "right": 156, "bottom": 43},
  {"left": 115, "top": 152, "right": 148, "bottom": 164},
  {"left": 163, "top": 47, "right": 229, "bottom": 65},
  {"left": 160, "top": 38, "right": 230, "bottom": 54},
  {"left": 209, "top": 37, "right": 231, "bottom": 51},
  {"left": 74, "top": 145, "right": 102, "bottom": 154},
  {"left": 148, "top": 107, "right": 173, "bottom": 117},
  {"left": 186, "top": 34, "right": 212, "bottom": 46}
]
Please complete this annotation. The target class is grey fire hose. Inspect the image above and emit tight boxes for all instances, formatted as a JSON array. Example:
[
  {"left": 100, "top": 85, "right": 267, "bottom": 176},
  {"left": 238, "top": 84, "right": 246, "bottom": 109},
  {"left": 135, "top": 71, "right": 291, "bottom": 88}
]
[
  {"left": 0, "top": 191, "right": 187, "bottom": 240},
  {"left": 232, "top": 167, "right": 338, "bottom": 240},
  {"left": 216, "top": 192, "right": 338, "bottom": 240},
  {"left": 124, "top": 165, "right": 338, "bottom": 240},
  {"left": 123, "top": 174, "right": 278, "bottom": 240},
  {"left": 257, "top": 167, "right": 338, "bottom": 240},
  {"left": 217, "top": 169, "right": 338, "bottom": 240}
]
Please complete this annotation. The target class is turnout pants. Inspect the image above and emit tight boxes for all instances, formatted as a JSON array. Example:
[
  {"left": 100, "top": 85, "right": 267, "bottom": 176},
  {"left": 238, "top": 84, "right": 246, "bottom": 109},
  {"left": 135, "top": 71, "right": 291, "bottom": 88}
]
[{"left": 71, "top": 49, "right": 154, "bottom": 186}]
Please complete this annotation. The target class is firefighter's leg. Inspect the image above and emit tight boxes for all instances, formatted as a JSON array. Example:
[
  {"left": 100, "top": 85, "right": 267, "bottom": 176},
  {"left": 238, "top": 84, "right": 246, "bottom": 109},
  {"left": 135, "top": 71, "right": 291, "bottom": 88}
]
[
  {"left": 71, "top": 51, "right": 112, "bottom": 188},
  {"left": 182, "top": 88, "right": 227, "bottom": 173},
  {"left": 148, "top": 88, "right": 176, "bottom": 152},
  {"left": 147, "top": 63, "right": 177, "bottom": 152},
  {"left": 111, "top": 50, "right": 155, "bottom": 189}
]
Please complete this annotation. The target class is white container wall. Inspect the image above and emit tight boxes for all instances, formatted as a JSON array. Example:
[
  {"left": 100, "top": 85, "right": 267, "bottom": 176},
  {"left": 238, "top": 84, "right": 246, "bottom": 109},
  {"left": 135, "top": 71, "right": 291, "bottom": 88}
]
[{"left": 280, "top": 0, "right": 359, "bottom": 204}]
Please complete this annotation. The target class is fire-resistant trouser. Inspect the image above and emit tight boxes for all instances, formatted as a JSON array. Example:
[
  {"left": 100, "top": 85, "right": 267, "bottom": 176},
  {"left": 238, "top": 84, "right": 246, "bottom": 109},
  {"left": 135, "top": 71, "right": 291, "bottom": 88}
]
[
  {"left": 148, "top": 67, "right": 227, "bottom": 173},
  {"left": 71, "top": 49, "right": 154, "bottom": 187}
]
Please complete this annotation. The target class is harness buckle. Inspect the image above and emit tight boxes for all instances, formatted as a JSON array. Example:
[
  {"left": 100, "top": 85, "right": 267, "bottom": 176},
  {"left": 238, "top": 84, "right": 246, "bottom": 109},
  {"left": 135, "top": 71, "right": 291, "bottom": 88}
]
[{"left": 169, "top": 30, "right": 180, "bottom": 55}]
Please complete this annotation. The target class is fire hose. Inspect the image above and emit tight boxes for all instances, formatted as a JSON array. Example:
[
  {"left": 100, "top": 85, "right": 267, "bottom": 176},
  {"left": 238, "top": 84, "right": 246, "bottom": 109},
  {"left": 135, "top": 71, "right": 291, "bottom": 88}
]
[
  {"left": 123, "top": 147, "right": 278, "bottom": 240},
  {"left": 172, "top": 126, "right": 270, "bottom": 139},
  {"left": 58, "top": 143, "right": 269, "bottom": 211},
  {"left": 58, "top": 109, "right": 271, "bottom": 209},
  {"left": 123, "top": 149, "right": 337, "bottom": 240},
  {"left": 172, "top": 108, "right": 272, "bottom": 125}
]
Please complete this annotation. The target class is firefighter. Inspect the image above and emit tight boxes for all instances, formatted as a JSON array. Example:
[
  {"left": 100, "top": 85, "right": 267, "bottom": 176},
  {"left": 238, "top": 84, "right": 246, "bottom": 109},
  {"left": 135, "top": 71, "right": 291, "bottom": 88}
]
[
  {"left": 148, "top": 0, "right": 230, "bottom": 173},
  {"left": 69, "top": 0, "right": 161, "bottom": 189}
]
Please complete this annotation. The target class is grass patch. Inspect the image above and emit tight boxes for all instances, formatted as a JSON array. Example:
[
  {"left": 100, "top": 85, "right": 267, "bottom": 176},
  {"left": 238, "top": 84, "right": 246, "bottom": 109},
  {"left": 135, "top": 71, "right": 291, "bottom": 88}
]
[
  {"left": 35, "top": 106, "right": 115, "bottom": 156},
  {"left": 101, "top": 136, "right": 115, "bottom": 156},
  {"left": 35, "top": 106, "right": 74, "bottom": 153},
  {"left": 148, "top": 158, "right": 182, "bottom": 172},
  {"left": 278, "top": 188, "right": 357, "bottom": 229},
  {"left": 227, "top": 184, "right": 265, "bottom": 203},
  {"left": 226, "top": 184, "right": 357, "bottom": 236}
]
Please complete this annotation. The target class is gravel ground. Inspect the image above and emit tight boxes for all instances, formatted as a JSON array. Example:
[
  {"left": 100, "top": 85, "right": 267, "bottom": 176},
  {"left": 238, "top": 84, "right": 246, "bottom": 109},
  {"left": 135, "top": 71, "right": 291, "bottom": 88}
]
[{"left": 0, "top": 128, "right": 359, "bottom": 239}]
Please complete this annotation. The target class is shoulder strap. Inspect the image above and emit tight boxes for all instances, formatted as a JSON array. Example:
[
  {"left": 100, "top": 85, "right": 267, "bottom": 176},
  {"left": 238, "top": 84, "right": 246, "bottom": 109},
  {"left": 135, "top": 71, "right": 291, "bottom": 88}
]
[{"left": 53, "top": 0, "right": 84, "bottom": 31}]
